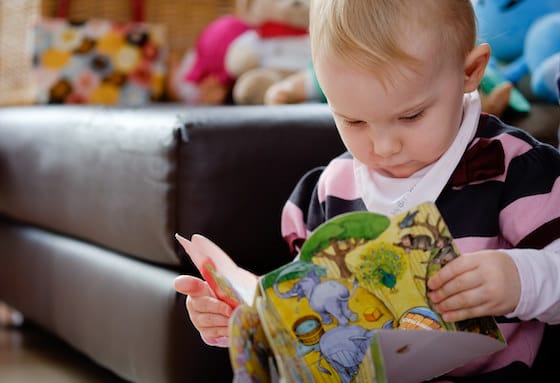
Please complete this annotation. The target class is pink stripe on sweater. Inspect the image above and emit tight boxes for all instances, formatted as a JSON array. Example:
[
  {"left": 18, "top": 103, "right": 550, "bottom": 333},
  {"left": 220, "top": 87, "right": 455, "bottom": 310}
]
[
  {"left": 498, "top": 131, "right": 533, "bottom": 159},
  {"left": 281, "top": 200, "right": 309, "bottom": 239},
  {"left": 454, "top": 236, "right": 507, "bottom": 253},
  {"left": 317, "top": 157, "right": 360, "bottom": 203},
  {"left": 500, "top": 177, "right": 560, "bottom": 245}
]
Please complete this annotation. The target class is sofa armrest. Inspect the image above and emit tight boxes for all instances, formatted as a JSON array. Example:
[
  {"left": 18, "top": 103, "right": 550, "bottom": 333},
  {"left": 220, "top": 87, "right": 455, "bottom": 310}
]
[{"left": 0, "top": 106, "right": 182, "bottom": 266}]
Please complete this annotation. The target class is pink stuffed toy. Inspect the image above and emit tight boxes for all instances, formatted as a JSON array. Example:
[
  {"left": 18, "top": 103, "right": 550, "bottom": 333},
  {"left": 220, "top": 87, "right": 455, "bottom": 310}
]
[
  {"left": 173, "top": 15, "right": 250, "bottom": 104},
  {"left": 172, "top": 0, "right": 311, "bottom": 105}
]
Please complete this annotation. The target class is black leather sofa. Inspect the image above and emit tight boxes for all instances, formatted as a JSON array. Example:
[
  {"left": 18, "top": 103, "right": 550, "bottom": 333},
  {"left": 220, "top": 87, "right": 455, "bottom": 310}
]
[
  {"left": 0, "top": 102, "right": 557, "bottom": 382},
  {"left": 0, "top": 104, "right": 345, "bottom": 382}
]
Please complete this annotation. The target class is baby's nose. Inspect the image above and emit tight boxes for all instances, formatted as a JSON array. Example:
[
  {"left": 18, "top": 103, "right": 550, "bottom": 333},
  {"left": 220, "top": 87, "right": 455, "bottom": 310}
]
[{"left": 371, "top": 129, "right": 400, "bottom": 157}]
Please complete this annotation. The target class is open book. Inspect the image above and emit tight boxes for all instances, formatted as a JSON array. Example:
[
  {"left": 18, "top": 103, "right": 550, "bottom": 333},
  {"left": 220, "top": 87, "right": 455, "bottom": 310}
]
[{"left": 177, "top": 201, "right": 506, "bottom": 383}]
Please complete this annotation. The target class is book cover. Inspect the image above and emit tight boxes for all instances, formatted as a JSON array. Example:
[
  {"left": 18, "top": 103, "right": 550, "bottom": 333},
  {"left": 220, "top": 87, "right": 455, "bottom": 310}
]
[{"left": 177, "top": 201, "right": 506, "bottom": 383}]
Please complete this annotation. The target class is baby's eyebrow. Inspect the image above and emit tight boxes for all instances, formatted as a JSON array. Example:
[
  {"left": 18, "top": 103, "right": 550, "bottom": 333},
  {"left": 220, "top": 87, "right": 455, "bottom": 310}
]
[
  {"left": 398, "top": 106, "right": 423, "bottom": 115},
  {"left": 395, "top": 97, "right": 431, "bottom": 115},
  {"left": 331, "top": 110, "right": 357, "bottom": 120}
]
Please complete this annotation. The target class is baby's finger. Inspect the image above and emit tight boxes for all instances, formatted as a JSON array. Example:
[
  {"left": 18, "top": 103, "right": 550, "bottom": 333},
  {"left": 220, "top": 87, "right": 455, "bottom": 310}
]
[
  {"left": 174, "top": 275, "right": 215, "bottom": 298},
  {"left": 427, "top": 255, "right": 477, "bottom": 291},
  {"left": 189, "top": 309, "right": 230, "bottom": 338},
  {"left": 202, "top": 335, "right": 230, "bottom": 348},
  {"left": 437, "top": 300, "right": 494, "bottom": 323},
  {"left": 431, "top": 284, "right": 486, "bottom": 314},
  {"left": 428, "top": 269, "right": 482, "bottom": 304},
  {"left": 187, "top": 294, "right": 233, "bottom": 318}
]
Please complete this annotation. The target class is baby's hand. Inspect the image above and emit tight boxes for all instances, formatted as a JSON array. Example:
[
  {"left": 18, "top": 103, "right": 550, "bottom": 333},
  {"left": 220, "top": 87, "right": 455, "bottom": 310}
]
[
  {"left": 174, "top": 275, "right": 232, "bottom": 347},
  {"left": 427, "top": 250, "right": 521, "bottom": 322}
]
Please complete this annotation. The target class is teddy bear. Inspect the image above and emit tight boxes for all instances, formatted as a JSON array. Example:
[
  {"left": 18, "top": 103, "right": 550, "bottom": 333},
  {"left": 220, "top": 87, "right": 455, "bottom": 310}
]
[
  {"left": 264, "top": 63, "right": 324, "bottom": 105},
  {"left": 225, "top": 0, "right": 311, "bottom": 105},
  {"left": 170, "top": 0, "right": 311, "bottom": 106}
]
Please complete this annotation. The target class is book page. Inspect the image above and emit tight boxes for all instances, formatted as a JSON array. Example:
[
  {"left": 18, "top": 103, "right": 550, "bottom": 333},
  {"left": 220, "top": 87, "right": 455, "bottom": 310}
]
[
  {"left": 255, "top": 297, "right": 316, "bottom": 383},
  {"left": 370, "top": 329, "right": 505, "bottom": 383},
  {"left": 254, "top": 201, "right": 505, "bottom": 382},
  {"left": 176, "top": 233, "right": 258, "bottom": 308},
  {"left": 229, "top": 303, "right": 275, "bottom": 383}
]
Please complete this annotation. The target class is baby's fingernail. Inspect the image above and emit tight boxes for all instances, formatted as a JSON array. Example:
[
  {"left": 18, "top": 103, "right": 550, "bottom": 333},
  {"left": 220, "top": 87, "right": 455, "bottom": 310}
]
[{"left": 204, "top": 336, "right": 229, "bottom": 348}]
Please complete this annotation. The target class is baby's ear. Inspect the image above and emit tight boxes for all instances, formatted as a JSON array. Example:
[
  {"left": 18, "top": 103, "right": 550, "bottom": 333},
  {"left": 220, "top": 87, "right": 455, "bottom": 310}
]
[{"left": 463, "top": 44, "right": 491, "bottom": 93}]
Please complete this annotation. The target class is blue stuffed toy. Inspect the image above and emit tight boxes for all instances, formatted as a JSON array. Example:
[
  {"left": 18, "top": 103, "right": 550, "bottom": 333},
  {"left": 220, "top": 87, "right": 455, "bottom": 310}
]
[{"left": 473, "top": 0, "right": 560, "bottom": 104}]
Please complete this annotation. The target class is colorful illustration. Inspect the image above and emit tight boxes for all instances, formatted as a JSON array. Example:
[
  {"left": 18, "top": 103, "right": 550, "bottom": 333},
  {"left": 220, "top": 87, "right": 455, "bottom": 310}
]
[
  {"left": 200, "top": 259, "right": 245, "bottom": 309},
  {"left": 180, "top": 203, "right": 506, "bottom": 383},
  {"left": 252, "top": 202, "right": 505, "bottom": 383}
]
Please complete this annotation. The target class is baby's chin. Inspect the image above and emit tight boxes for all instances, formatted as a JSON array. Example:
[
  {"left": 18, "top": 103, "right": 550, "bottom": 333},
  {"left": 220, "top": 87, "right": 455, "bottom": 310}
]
[{"left": 371, "top": 162, "right": 424, "bottom": 178}]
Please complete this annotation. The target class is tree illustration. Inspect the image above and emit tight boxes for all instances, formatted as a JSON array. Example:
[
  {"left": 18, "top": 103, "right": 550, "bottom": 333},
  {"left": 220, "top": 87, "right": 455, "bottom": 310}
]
[
  {"left": 298, "top": 212, "right": 391, "bottom": 278},
  {"left": 314, "top": 238, "right": 368, "bottom": 278}
]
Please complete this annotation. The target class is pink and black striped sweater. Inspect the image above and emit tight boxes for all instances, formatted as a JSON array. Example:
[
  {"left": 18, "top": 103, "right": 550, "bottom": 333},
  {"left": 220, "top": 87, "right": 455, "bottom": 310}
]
[{"left": 281, "top": 113, "right": 560, "bottom": 381}]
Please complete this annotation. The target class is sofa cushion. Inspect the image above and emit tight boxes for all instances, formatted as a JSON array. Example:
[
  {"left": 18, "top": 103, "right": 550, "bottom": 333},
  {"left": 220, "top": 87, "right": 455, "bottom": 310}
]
[
  {"left": 0, "top": 104, "right": 346, "bottom": 271},
  {"left": 174, "top": 104, "right": 346, "bottom": 274},
  {"left": 0, "top": 106, "right": 181, "bottom": 266},
  {"left": 0, "top": 220, "right": 232, "bottom": 382}
]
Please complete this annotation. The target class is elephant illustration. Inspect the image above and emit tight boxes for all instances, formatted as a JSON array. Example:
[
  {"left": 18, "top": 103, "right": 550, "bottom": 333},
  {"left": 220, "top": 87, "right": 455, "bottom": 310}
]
[
  {"left": 317, "top": 325, "right": 377, "bottom": 383},
  {"left": 274, "top": 269, "right": 358, "bottom": 326}
]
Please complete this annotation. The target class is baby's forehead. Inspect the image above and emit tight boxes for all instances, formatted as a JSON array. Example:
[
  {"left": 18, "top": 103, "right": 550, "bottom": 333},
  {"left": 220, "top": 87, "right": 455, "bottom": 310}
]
[{"left": 316, "top": 52, "right": 444, "bottom": 118}]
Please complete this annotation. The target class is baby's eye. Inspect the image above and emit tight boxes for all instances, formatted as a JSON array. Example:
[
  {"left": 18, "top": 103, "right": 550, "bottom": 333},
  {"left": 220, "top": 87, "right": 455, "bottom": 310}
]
[
  {"left": 400, "top": 110, "right": 424, "bottom": 122},
  {"left": 343, "top": 119, "right": 366, "bottom": 127}
]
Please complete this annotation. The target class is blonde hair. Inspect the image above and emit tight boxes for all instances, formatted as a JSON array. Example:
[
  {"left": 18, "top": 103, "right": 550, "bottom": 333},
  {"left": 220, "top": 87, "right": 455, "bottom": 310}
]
[{"left": 310, "top": 0, "right": 476, "bottom": 78}]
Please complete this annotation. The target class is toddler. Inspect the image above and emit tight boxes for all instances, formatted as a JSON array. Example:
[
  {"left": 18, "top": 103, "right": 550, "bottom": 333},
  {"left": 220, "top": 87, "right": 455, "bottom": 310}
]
[{"left": 175, "top": 0, "right": 560, "bottom": 381}]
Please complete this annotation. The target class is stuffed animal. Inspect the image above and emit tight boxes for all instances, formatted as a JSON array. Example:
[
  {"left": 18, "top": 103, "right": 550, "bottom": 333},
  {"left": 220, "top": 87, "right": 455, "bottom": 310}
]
[
  {"left": 478, "top": 62, "right": 530, "bottom": 115},
  {"left": 473, "top": 0, "right": 560, "bottom": 104},
  {"left": 523, "top": 13, "right": 560, "bottom": 103},
  {"left": 171, "top": 0, "right": 311, "bottom": 105},
  {"left": 225, "top": 0, "right": 311, "bottom": 105},
  {"left": 169, "top": 15, "right": 251, "bottom": 105},
  {"left": 264, "top": 63, "right": 325, "bottom": 105}
]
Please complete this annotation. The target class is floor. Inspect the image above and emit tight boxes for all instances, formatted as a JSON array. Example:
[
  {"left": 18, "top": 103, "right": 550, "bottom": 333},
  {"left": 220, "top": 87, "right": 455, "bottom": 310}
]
[{"left": 0, "top": 320, "right": 128, "bottom": 383}]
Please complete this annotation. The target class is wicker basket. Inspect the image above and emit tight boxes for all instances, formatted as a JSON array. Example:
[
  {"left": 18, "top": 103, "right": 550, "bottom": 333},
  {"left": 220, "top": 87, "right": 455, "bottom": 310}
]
[
  {"left": 40, "top": 0, "right": 236, "bottom": 60},
  {"left": 0, "top": 0, "right": 41, "bottom": 106}
]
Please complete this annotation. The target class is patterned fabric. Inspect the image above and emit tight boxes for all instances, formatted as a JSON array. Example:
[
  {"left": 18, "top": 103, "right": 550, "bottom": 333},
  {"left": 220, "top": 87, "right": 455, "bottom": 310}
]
[
  {"left": 280, "top": 113, "right": 560, "bottom": 379},
  {"left": 33, "top": 18, "right": 167, "bottom": 105}
]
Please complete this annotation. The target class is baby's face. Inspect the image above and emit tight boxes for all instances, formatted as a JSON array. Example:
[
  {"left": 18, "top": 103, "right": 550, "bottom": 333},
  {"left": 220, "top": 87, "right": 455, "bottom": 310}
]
[{"left": 315, "top": 46, "right": 467, "bottom": 178}]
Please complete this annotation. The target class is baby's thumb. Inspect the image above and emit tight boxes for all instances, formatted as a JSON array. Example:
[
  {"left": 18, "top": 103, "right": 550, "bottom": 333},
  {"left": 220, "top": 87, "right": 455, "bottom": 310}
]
[{"left": 173, "top": 275, "right": 214, "bottom": 298}]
